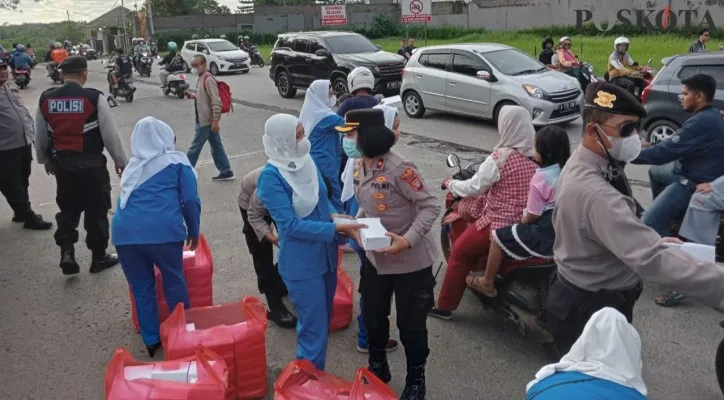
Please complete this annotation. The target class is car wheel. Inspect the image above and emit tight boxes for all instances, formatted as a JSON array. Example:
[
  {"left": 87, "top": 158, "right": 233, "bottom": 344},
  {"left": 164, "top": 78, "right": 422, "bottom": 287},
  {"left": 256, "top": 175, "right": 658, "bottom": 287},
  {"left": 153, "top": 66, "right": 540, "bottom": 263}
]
[
  {"left": 494, "top": 101, "right": 517, "bottom": 124},
  {"left": 403, "top": 90, "right": 426, "bottom": 118},
  {"left": 209, "top": 62, "right": 219, "bottom": 75},
  {"left": 646, "top": 119, "right": 679, "bottom": 143},
  {"left": 276, "top": 71, "right": 297, "bottom": 98},
  {"left": 332, "top": 76, "right": 349, "bottom": 98}
]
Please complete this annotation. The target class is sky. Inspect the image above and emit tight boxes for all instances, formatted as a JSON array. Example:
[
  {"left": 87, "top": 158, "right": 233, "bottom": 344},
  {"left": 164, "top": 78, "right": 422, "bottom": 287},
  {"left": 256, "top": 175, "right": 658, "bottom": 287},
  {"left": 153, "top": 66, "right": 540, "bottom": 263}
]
[{"left": 0, "top": 0, "right": 239, "bottom": 24}]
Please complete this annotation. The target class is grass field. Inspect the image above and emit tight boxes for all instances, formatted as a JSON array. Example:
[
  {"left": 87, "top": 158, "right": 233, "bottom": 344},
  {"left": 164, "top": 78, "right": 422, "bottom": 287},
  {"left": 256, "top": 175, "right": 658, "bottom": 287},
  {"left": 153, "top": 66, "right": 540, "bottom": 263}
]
[{"left": 258, "top": 32, "right": 700, "bottom": 75}]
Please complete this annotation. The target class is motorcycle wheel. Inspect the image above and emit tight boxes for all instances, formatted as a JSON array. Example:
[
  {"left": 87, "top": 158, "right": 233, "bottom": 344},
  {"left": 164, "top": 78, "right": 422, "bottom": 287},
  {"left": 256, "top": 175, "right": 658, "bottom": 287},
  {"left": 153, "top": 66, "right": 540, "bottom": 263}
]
[
  {"left": 125, "top": 93, "right": 134, "bottom": 103},
  {"left": 162, "top": 87, "right": 170, "bottom": 96},
  {"left": 177, "top": 91, "right": 185, "bottom": 99},
  {"left": 258, "top": 59, "right": 265, "bottom": 68}
]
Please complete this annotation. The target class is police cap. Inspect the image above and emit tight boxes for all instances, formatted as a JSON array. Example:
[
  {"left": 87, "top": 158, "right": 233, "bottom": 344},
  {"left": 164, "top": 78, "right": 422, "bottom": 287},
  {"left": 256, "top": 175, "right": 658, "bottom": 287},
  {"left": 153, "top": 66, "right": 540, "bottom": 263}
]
[
  {"left": 58, "top": 56, "right": 88, "bottom": 74},
  {"left": 335, "top": 108, "right": 386, "bottom": 133},
  {"left": 584, "top": 81, "right": 647, "bottom": 118}
]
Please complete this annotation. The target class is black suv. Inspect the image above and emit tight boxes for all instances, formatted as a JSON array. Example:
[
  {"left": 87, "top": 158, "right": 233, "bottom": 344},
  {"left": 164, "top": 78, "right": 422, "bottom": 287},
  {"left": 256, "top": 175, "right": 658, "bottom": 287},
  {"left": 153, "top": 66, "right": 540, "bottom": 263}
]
[
  {"left": 269, "top": 31, "right": 406, "bottom": 98},
  {"left": 642, "top": 52, "right": 724, "bottom": 142}
]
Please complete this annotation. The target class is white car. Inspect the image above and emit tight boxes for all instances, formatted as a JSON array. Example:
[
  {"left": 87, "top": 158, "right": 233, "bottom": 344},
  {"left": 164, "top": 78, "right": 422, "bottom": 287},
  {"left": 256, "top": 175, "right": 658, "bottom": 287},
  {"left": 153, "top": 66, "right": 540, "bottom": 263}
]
[{"left": 180, "top": 39, "right": 250, "bottom": 75}]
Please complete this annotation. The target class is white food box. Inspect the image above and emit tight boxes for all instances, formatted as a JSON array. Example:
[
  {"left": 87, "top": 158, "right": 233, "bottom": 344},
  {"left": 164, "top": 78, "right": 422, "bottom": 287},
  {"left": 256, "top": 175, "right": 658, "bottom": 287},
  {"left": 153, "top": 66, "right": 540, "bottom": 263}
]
[
  {"left": 665, "top": 242, "right": 716, "bottom": 263},
  {"left": 380, "top": 95, "right": 402, "bottom": 109},
  {"left": 187, "top": 360, "right": 217, "bottom": 383},
  {"left": 333, "top": 217, "right": 356, "bottom": 225},
  {"left": 151, "top": 361, "right": 190, "bottom": 383},
  {"left": 357, "top": 218, "right": 391, "bottom": 251},
  {"left": 124, "top": 365, "right": 154, "bottom": 381},
  {"left": 186, "top": 322, "right": 196, "bottom": 332}
]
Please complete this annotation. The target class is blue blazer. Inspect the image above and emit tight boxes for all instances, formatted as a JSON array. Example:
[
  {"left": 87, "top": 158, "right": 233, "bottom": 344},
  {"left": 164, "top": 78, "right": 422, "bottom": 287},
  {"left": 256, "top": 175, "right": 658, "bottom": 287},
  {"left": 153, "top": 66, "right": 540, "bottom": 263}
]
[
  {"left": 308, "top": 114, "right": 345, "bottom": 180},
  {"left": 256, "top": 163, "right": 340, "bottom": 281}
]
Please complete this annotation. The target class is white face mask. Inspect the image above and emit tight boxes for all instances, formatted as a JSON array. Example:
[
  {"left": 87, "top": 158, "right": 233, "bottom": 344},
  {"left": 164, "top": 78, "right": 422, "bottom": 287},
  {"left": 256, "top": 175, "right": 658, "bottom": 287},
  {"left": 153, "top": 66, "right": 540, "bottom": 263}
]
[
  {"left": 596, "top": 125, "right": 642, "bottom": 162},
  {"left": 191, "top": 67, "right": 199, "bottom": 76},
  {"left": 328, "top": 95, "right": 337, "bottom": 107},
  {"left": 295, "top": 137, "right": 311, "bottom": 157}
]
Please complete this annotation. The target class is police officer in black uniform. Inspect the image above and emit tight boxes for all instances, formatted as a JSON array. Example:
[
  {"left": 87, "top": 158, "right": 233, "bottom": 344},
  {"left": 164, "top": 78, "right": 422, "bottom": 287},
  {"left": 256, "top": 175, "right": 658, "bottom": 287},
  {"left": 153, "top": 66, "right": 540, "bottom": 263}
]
[{"left": 34, "top": 56, "right": 128, "bottom": 275}]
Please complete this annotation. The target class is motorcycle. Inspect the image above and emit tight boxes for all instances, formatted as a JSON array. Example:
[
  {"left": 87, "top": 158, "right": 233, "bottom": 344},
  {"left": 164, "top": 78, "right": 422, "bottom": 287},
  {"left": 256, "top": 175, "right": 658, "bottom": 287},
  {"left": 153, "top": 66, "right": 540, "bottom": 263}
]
[
  {"left": 604, "top": 57, "right": 655, "bottom": 100},
  {"left": 69, "top": 46, "right": 79, "bottom": 56},
  {"left": 162, "top": 69, "right": 190, "bottom": 99},
  {"left": 138, "top": 52, "right": 153, "bottom": 77},
  {"left": 103, "top": 61, "right": 136, "bottom": 103},
  {"left": 249, "top": 45, "right": 265, "bottom": 67},
  {"left": 47, "top": 63, "right": 63, "bottom": 84},
  {"left": 441, "top": 153, "right": 561, "bottom": 359},
  {"left": 150, "top": 43, "right": 159, "bottom": 57},
  {"left": 14, "top": 68, "right": 30, "bottom": 89}
]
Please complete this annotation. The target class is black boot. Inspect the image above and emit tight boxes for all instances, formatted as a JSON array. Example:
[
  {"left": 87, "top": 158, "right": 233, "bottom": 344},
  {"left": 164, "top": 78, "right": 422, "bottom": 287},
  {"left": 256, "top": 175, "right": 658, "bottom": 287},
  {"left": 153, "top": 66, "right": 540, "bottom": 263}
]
[
  {"left": 146, "top": 342, "right": 162, "bottom": 358},
  {"left": 90, "top": 253, "right": 120, "bottom": 273},
  {"left": 266, "top": 294, "right": 297, "bottom": 329},
  {"left": 400, "top": 363, "right": 426, "bottom": 400},
  {"left": 23, "top": 212, "right": 53, "bottom": 230},
  {"left": 368, "top": 349, "right": 392, "bottom": 384},
  {"left": 59, "top": 248, "right": 80, "bottom": 275}
]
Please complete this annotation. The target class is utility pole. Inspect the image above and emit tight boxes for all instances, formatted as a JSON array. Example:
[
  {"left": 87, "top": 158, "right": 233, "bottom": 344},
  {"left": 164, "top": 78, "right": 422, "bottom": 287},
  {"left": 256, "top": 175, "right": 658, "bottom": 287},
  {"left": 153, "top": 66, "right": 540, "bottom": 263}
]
[
  {"left": 147, "top": 0, "right": 155, "bottom": 37},
  {"left": 66, "top": 10, "right": 73, "bottom": 41},
  {"left": 121, "top": 0, "right": 129, "bottom": 51}
]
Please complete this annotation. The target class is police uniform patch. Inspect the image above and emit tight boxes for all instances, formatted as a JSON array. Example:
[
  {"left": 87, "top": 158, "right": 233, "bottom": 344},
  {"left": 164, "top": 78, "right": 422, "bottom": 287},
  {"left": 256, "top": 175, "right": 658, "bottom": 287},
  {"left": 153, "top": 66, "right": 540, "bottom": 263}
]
[
  {"left": 353, "top": 170, "right": 360, "bottom": 179},
  {"left": 372, "top": 192, "right": 385, "bottom": 200},
  {"left": 671, "top": 134, "right": 680, "bottom": 143},
  {"left": 376, "top": 176, "right": 387, "bottom": 183},
  {"left": 376, "top": 159, "right": 385, "bottom": 169},
  {"left": 377, "top": 203, "right": 387, "bottom": 212},
  {"left": 48, "top": 98, "right": 84, "bottom": 113},
  {"left": 593, "top": 91, "right": 616, "bottom": 109},
  {"left": 400, "top": 168, "right": 424, "bottom": 192}
]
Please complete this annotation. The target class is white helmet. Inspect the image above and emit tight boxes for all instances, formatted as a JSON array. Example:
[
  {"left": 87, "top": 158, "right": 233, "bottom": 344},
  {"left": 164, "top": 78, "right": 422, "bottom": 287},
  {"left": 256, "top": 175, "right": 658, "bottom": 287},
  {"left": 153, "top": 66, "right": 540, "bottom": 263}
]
[
  {"left": 559, "top": 36, "right": 571, "bottom": 44},
  {"left": 614, "top": 36, "right": 629, "bottom": 49},
  {"left": 348, "top": 66, "right": 374, "bottom": 94}
]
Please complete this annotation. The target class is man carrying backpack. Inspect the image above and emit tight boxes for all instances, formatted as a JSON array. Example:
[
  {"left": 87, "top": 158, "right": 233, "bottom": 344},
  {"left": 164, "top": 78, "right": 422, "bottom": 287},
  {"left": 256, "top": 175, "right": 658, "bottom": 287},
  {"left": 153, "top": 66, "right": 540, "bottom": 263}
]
[{"left": 186, "top": 54, "right": 234, "bottom": 181}]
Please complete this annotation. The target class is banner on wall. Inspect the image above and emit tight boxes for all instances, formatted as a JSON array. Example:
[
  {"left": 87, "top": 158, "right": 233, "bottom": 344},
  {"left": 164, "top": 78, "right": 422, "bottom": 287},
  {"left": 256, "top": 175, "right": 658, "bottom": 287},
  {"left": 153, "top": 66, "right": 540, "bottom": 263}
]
[{"left": 322, "top": 5, "right": 348, "bottom": 26}]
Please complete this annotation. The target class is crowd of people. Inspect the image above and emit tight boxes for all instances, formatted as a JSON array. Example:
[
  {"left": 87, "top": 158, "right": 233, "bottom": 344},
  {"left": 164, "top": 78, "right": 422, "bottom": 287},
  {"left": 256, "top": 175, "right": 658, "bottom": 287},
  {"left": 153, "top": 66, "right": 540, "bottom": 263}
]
[{"left": 3, "top": 40, "right": 724, "bottom": 397}]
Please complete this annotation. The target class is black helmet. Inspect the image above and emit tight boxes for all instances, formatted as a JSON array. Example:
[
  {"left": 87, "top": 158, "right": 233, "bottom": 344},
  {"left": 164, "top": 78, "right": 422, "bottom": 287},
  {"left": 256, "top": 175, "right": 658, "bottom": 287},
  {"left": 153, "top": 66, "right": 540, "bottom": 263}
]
[{"left": 542, "top": 37, "right": 554, "bottom": 49}]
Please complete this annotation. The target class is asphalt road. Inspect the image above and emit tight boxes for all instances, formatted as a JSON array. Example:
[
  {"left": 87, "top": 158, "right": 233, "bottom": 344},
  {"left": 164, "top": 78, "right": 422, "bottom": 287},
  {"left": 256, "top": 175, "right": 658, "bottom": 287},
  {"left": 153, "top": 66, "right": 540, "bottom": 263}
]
[{"left": 0, "top": 63, "right": 722, "bottom": 400}]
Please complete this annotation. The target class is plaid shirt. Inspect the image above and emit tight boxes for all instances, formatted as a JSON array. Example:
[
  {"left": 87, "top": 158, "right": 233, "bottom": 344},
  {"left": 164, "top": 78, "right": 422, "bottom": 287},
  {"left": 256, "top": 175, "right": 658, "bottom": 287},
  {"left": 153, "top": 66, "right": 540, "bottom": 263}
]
[
  {"left": 688, "top": 40, "right": 706, "bottom": 53},
  {"left": 475, "top": 151, "right": 537, "bottom": 231}
]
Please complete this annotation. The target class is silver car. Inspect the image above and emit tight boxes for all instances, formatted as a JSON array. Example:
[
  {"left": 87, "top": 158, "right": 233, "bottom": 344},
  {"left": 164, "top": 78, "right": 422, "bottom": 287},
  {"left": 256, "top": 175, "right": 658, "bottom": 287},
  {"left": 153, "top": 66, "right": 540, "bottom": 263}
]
[{"left": 401, "top": 44, "right": 583, "bottom": 126}]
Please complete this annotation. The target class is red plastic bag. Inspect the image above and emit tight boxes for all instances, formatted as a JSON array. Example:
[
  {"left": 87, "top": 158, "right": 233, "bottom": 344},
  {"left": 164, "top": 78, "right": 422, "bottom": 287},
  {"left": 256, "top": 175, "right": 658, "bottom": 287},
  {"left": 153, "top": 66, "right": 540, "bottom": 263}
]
[
  {"left": 130, "top": 234, "right": 214, "bottom": 332},
  {"left": 160, "top": 297, "right": 268, "bottom": 400},
  {"left": 329, "top": 265, "right": 353, "bottom": 332},
  {"left": 105, "top": 346, "right": 228, "bottom": 400},
  {"left": 273, "top": 360, "right": 397, "bottom": 400}
]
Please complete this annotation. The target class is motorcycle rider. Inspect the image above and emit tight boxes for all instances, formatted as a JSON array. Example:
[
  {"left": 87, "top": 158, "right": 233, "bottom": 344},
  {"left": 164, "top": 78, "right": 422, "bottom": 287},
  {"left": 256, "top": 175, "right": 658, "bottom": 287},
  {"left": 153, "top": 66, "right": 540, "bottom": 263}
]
[
  {"left": 220, "top": 34, "right": 227, "bottom": 40},
  {"left": 45, "top": 41, "right": 55, "bottom": 62},
  {"left": 10, "top": 44, "right": 33, "bottom": 79},
  {"left": 63, "top": 40, "right": 72, "bottom": 52},
  {"left": 132, "top": 38, "right": 150, "bottom": 73},
  {"left": 556, "top": 37, "right": 579, "bottom": 69},
  {"left": 548, "top": 81, "right": 724, "bottom": 354},
  {"left": 539, "top": 37, "right": 556, "bottom": 67},
  {"left": 607, "top": 37, "right": 644, "bottom": 99},
  {"left": 158, "top": 41, "right": 184, "bottom": 88},
  {"left": 239, "top": 36, "right": 251, "bottom": 53},
  {"left": 192, "top": 34, "right": 199, "bottom": 40},
  {"left": 109, "top": 48, "right": 133, "bottom": 90},
  {"left": 48, "top": 42, "right": 67, "bottom": 79}
]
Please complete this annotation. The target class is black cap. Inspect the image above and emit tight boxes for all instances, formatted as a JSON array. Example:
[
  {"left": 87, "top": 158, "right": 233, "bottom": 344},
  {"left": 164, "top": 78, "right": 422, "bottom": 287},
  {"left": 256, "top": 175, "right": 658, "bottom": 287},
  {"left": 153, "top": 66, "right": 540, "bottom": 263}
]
[
  {"left": 0, "top": 58, "right": 7, "bottom": 68},
  {"left": 335, "top": 108, "right": 386, "bottom": 133},
  {"left": 584, "top": 81, "right": 647, "bottom": 118},
  {"left": 58, "top": 56, "right": 87, "bottom": 73}
]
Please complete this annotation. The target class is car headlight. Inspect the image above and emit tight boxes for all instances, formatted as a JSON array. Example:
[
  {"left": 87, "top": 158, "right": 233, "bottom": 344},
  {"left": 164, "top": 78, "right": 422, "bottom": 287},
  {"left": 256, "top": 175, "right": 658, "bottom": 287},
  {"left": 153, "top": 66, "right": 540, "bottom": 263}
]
[
  {"left": 522, "top": 84, "right": 545, "bottom": 99},
  {"left": 217, "top": 55, "right": 227, "bottom": 61}
]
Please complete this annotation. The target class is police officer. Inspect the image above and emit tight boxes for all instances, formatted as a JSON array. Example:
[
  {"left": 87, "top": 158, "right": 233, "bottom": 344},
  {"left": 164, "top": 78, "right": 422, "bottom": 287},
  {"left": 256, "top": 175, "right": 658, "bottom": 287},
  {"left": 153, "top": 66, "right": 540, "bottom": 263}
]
[
  {"left": 338, "top": 109, "right": 440, "bottom": 400},
  {"left": 34, "top": 56, "right": 128, "bottom": 275},
  {"left": 549, "top": 81, "right": 724, "bottom": 354}
]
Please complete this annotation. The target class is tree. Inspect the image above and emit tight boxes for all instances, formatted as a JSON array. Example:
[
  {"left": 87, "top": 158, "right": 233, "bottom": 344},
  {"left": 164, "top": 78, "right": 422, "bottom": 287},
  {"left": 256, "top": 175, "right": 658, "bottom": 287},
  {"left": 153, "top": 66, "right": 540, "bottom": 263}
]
[
  {"left": 146, "top": 0, "right": 232, "bottom": 16},
  {"left": 1, "top": 0, "right": 39, "bottom": 10}
]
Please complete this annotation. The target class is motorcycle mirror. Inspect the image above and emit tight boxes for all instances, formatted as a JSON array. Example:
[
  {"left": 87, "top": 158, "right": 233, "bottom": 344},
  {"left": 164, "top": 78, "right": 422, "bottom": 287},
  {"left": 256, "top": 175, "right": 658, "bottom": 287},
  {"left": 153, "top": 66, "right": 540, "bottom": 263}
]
[
  {"left": 107, "top": 95, "right": 119, "bottom": 108},
  {"left": 446, "top": 154, "right": 461, "bottom": 169}
]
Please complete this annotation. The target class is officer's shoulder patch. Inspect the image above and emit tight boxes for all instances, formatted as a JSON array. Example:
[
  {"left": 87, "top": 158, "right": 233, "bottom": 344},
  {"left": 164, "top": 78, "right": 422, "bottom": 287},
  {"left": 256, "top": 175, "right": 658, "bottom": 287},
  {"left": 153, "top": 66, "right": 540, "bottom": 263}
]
[{"left": 399, "top": 166, "right": 423, "bottom": 192}]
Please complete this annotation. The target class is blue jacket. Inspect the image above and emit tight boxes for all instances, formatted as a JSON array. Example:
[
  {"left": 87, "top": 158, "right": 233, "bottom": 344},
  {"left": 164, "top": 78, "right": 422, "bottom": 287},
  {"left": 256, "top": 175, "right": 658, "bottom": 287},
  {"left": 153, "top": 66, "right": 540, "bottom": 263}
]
[
  {"left": 527, "top": 372, "right": 647, "bottom": 400},
  {"left": 112, "top": 164, "right": 201, "bottom": 246},
  {"left": 11, "top": 52, "right": 32, "bottom": 70},
  {"left": 633, "top": 106, "right": 724, "bottom": 184},
  {"left": 309, "top": 114, "right": 345, "bottom": 180},
  {"left": 257, "top": 164, "right": 340, "bottom": 281}
]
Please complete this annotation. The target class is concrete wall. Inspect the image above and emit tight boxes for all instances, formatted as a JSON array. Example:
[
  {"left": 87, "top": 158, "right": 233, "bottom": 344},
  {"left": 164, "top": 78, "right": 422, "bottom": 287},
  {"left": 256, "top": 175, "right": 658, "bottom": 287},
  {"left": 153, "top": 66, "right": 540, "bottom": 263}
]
[{"left": 151, "top": 0, "right": 724, "bottom": 35}]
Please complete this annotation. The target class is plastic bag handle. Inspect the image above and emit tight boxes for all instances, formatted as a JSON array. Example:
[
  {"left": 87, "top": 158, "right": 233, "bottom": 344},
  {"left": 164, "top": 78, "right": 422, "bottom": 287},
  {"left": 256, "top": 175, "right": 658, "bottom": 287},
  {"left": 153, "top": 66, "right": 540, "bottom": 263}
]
[
  {"left": 349, "top": 368, "right": 398, "bottom": 399},
  {"left": 242, "top": 296, "right": 268, "bottom": 326},
  {"left": 195, "top": 345, "right": 228, "bottom": 389},
  {"left": 273, "top": 360, "right": 320, "bottom": 394}
]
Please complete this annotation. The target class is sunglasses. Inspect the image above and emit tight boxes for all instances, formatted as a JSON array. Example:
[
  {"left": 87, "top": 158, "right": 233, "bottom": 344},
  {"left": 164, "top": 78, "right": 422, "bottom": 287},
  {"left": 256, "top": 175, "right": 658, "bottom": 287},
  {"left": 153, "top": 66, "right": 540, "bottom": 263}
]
[{"left": 598, "top": 121, "right": 639, "bottom": 138}]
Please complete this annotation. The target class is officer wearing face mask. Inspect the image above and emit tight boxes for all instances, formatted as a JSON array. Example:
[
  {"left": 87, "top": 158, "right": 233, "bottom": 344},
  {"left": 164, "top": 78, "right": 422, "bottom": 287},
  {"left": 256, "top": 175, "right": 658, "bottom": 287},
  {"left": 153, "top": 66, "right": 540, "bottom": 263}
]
[{"left": 548, "top": 81, "right": 724, "bottom": 354}]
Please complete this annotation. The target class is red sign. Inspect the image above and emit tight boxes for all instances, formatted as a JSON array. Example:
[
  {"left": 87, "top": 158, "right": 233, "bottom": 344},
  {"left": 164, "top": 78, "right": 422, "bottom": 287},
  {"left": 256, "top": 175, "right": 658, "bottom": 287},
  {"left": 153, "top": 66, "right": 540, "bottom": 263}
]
[{"left": 321, "top": 5, "right": 347, "bottom": 26}]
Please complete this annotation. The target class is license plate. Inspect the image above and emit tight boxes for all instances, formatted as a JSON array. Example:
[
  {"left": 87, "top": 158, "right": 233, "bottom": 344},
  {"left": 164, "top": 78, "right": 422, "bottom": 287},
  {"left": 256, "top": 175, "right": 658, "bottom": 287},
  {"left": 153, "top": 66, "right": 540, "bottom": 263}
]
[
  {"left": 387, "top": 81, "right": 401, "bottom": 89},
  {"left": 558, "top": 101, "right": 576, "bottom": 111},
  {"left": 233, "top": 63, "right": 244, "bottom": 67}
]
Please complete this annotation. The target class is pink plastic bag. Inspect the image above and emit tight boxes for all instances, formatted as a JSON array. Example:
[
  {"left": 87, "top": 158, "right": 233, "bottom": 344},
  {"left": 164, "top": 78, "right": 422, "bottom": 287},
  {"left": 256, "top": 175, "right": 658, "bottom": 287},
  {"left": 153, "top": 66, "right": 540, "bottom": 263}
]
[{"left": 330, "top": 250, "right": 353, "bottom": 332}]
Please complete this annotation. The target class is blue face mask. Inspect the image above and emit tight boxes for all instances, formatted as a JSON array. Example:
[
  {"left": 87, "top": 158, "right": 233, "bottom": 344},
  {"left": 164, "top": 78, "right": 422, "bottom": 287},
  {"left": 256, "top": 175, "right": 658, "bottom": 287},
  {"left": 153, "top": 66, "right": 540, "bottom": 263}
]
[{"left": 342, "top": 137, "right": 361, "bottom": 158}]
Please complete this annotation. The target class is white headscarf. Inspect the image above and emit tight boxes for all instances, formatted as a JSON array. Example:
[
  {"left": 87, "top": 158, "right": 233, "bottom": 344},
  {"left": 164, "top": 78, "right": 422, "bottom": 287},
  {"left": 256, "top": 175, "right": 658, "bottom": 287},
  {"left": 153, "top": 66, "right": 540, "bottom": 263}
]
[
  {"left": 119, "top": 117, "right": 196, "bottom": 209},
  {"left": 495, "top": 105, "right": 536, "bottom": 165},
  {"left": 263, "top": 114, "right": 319, "bottom": 218},
  {"left": 298, "top": 79, "right": 336, "bottom": 136},
  {"left": 526, "top": 308, "right": 647, "bottom": 396}
]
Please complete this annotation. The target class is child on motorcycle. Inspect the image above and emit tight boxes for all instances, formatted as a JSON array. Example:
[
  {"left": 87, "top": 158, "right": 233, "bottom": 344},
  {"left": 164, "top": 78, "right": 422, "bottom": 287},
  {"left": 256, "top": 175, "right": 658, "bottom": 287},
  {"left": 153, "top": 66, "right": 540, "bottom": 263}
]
[{"left": 466, "top": 126, "right": 571, "bottom": 297}]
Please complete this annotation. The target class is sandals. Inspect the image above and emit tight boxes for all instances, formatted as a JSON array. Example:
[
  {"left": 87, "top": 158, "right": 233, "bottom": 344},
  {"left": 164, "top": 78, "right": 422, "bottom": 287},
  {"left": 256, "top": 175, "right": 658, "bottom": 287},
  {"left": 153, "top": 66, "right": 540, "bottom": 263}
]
[
  {"left": 655, "top": 290, "right": 686, "bottom": 307},
  {"left": 466, "top": 274, "right": 498, "bottom": 298}
]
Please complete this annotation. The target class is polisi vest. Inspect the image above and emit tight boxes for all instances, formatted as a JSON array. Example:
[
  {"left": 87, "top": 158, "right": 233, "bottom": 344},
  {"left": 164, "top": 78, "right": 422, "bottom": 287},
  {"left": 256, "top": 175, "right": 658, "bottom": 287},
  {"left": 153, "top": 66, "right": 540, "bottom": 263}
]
[{"left": 39, "top": 82, "right": 105, "bottom": 168}]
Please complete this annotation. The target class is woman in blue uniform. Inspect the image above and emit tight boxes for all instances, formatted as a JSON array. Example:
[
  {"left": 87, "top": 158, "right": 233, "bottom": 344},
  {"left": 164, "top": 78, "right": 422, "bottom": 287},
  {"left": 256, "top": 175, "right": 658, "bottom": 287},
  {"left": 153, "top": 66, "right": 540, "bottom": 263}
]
[
  {"left": 256, "top": 113, "right": 365, "bottom": 371},
  {"left": 299, "top": 79, "right": 345, "bottom": 212},
  {"left": 112, "top": 117, "right": 201, "bottom": 357}
]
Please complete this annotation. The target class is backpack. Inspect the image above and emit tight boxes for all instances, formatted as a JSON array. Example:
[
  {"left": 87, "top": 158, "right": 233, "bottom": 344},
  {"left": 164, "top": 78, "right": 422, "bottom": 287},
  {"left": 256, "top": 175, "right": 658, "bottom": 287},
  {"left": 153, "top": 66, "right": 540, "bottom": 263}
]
[
  {"left": 117, "top": 56, "right": 133, "bottom": 75},
  {"left": 202, "top": 74, "right": 233, "bottom": 114}
]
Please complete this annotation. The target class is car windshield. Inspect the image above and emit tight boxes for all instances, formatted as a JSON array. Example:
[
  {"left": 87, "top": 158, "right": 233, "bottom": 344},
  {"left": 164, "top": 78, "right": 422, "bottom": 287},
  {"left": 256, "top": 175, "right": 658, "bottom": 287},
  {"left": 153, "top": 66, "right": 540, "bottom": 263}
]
[
  {"left": 325, "top": 35, "right": 378, "bottom": 54},
  {"left": 207, "top": 41, "right": 238, "bottom": 52},
  {"left": 483, "top": 49, "right": 547, "bottom": 76}
]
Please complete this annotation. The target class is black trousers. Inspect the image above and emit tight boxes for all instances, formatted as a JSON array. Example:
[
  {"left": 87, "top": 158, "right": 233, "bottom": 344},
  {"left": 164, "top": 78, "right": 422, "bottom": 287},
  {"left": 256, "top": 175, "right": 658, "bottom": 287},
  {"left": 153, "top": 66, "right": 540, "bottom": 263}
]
[
  {"left": 361, "top": 260, "right": 435, "bottom": 366},
  {"left": 240, "top": 207, "right": 287, "bottom": 298},
  {"left": 54, "top": 166, "right": 111, "bottom": 256},
  {"left": 546, "top": 272, "right": 642, "bottom": 354},
  {"left": 611, "top": 76, "right": 646, "bottom": 98},
  {"left": 0, "top": 145, "right": 33, "bottom": 218}
]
